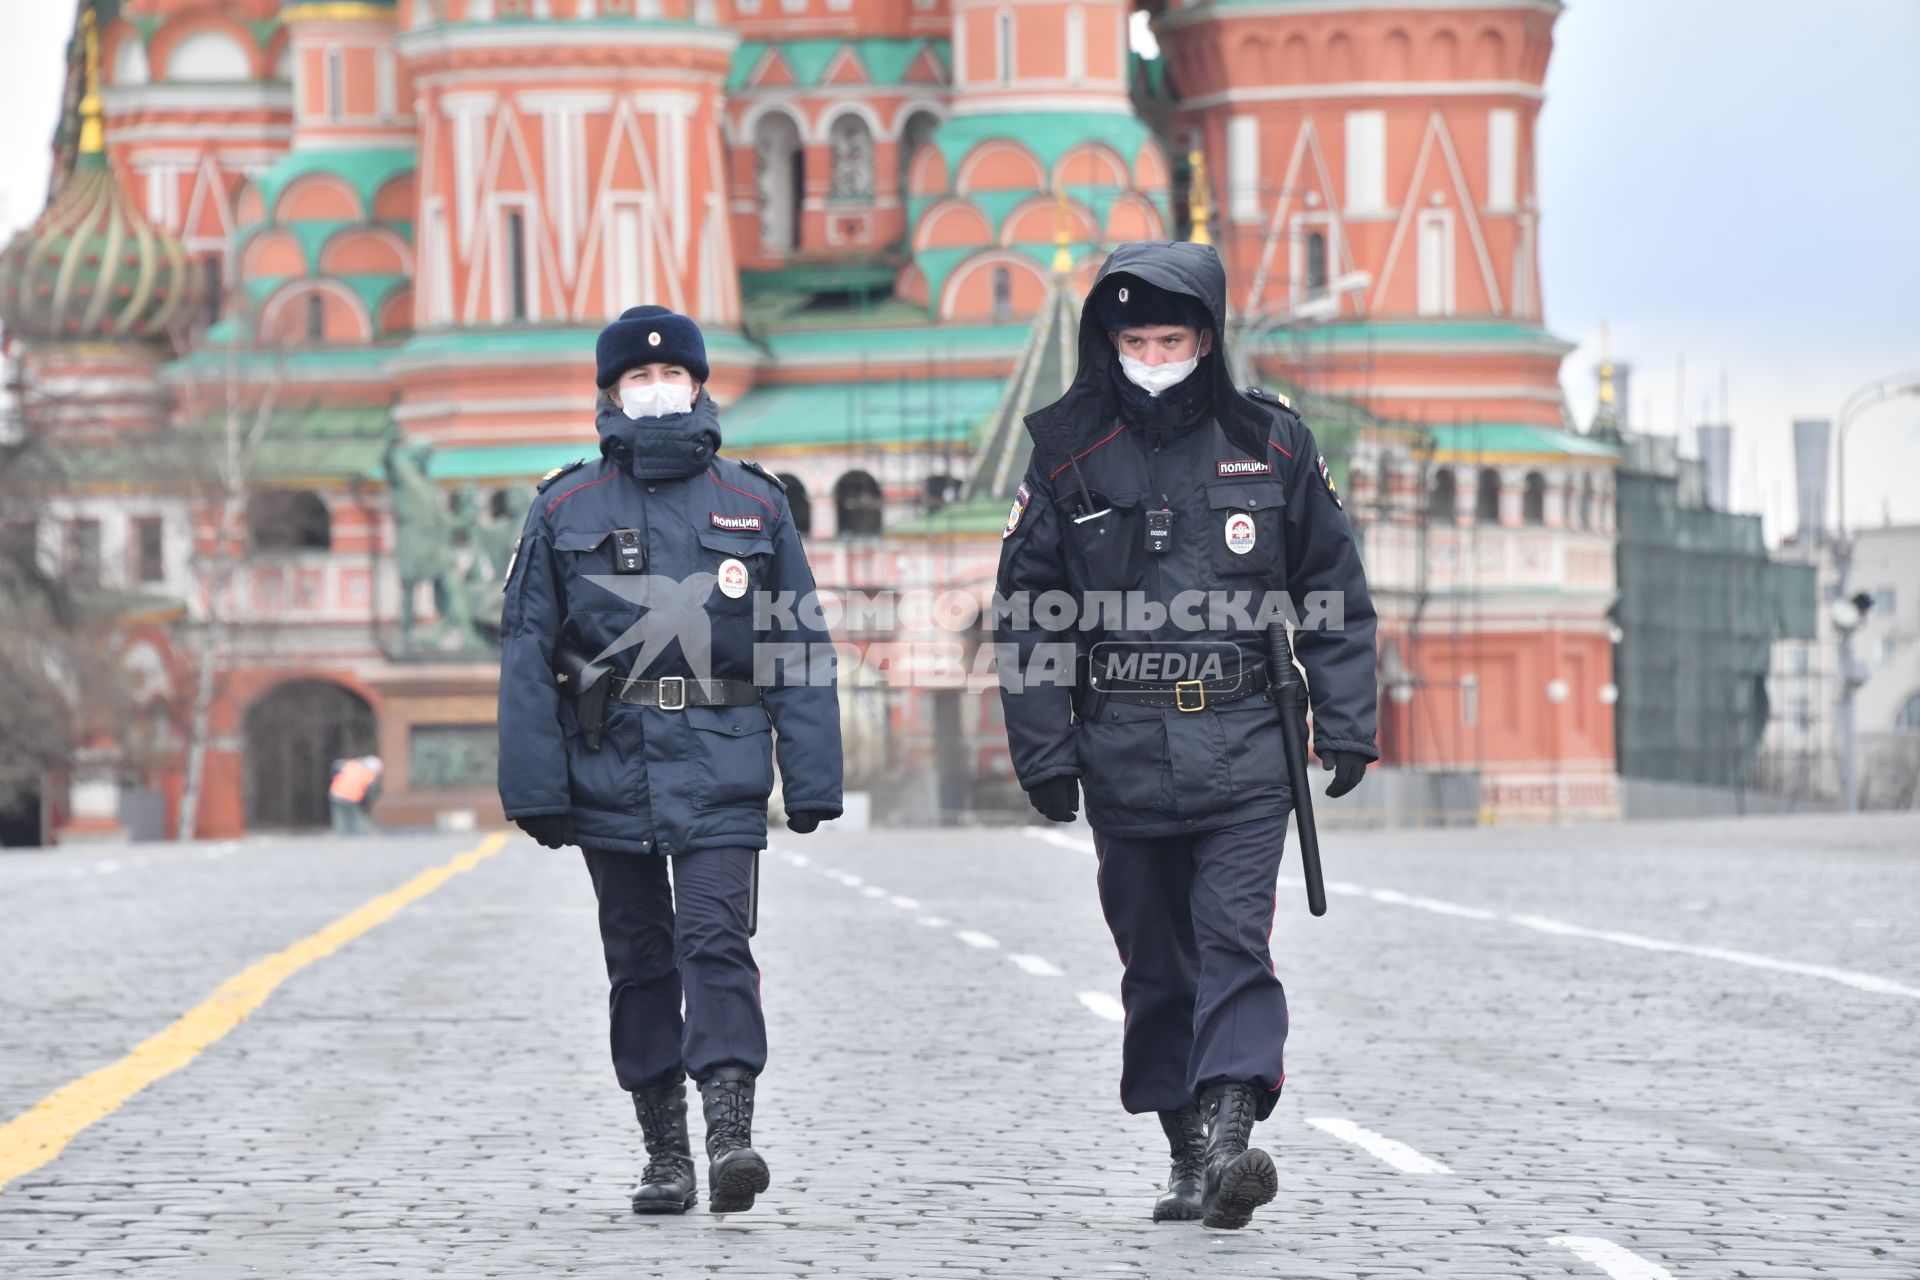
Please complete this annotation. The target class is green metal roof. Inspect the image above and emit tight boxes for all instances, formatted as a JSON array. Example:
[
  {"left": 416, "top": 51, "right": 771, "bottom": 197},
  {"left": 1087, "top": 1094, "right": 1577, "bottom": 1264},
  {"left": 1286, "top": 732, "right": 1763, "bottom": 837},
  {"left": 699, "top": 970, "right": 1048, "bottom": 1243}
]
[
  {"left": 760, "top": 322, "right": 1029, "bottom": 363},
  {"left": 728, "top": 38, "right": 947, "bottom": 91},
  {"left": 1251, "top": 320, "right": 1573, "bottom": 350},
  {"left": 251, "top": 147, "right": 416, "bottom": 224},
  {"left": 1427, "top": 424, "right": 1620, "bottom": 460},
  {"left": 393, "top": 324, "right": 761, "bottom": 368},
  {"left": 163, "top": 344, "right": 400, "bottom": 382},
  {"left": 931, "top": 111, "right": 1156, "bottom": 173},
  {"left": 723, "top": 378, "right": 1005, "bottom": 449},
  {"left": 890, "top": 496, "right": 1017, "bottom": 537},
  {"left": 426, "top": 441, "right": 596, "bottom": 483},
  {"left": 910, "top": 242, "right": 1098, "bottom": 310}
]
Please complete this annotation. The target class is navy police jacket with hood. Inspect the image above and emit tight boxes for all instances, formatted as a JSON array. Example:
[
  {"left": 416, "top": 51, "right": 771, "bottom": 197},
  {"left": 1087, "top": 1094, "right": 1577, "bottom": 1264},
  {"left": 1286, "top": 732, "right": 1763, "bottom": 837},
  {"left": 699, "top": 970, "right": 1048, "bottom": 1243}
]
[
  {"left": 996, "top": 241, "right": 1378, "bottom": 838},
  {"left": 497, "top": 393, "right": 843, "bottom": 855}
]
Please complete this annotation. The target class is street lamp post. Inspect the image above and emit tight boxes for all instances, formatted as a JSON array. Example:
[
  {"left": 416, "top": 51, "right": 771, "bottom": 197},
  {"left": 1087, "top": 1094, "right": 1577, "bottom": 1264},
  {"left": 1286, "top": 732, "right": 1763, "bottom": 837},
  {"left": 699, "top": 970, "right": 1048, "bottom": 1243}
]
[{"left": 1831, "top": 368, "right": 1920, "bottom": 812}]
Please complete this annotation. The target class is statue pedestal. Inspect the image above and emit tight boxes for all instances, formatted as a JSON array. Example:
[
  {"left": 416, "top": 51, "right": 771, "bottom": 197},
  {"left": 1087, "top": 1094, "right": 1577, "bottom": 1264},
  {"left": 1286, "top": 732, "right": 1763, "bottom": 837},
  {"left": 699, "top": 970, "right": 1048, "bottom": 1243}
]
[{"left": 363, "top": 662, "right": 508, "bottom": 832}]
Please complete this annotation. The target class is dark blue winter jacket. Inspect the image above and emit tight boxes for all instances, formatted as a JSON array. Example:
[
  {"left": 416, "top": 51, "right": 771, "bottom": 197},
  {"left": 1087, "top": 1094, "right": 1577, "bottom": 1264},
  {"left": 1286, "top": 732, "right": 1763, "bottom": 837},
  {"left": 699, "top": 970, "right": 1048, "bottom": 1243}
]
[
  {"left": 497, "top": 393, "right": 843, "bottom": 855},
  {"left": 996, "top": 241, "right": 1378, "bottom": 838}
]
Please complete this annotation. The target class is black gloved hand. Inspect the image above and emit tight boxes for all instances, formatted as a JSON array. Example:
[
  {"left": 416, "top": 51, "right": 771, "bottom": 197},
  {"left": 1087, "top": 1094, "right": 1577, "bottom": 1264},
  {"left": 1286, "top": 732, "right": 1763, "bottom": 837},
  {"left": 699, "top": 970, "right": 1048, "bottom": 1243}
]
[
  {"left": 1318, "top": 749, "right": 1370, "bottom": 799},
  {"left": 514, "top": 813, "right": 575, "bottom": 849},
  {"left": 1026, "top": 776, "right": 1080, "bottom": 823},
  {"left": 786, "top": 810, "right": 827, "bottom": 834}
]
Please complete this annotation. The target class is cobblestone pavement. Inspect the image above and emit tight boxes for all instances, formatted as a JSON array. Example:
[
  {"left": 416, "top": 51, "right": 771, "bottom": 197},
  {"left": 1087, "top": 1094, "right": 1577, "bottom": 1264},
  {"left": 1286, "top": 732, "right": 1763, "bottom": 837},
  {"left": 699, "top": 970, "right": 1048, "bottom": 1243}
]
[{"left": 1, "top": 814, "right": 1917, "bottom": 1278}]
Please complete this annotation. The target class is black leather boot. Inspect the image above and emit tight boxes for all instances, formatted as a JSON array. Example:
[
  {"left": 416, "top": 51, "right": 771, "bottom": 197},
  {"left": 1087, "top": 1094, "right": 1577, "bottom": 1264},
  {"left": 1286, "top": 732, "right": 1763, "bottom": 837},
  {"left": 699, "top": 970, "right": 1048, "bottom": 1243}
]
[
  {"left": 629, "top": 1079, "right": 698, "bottom": 1214},
  {"left": 1152, "top": 1106, "right": 1208, "bottom": 1222},
  {"left": 1198, "top": 1082, "right": 1277, "bottom": 1230},
  {"left": 698, "top": 1066, "right": 770, "bottom": 1213}
]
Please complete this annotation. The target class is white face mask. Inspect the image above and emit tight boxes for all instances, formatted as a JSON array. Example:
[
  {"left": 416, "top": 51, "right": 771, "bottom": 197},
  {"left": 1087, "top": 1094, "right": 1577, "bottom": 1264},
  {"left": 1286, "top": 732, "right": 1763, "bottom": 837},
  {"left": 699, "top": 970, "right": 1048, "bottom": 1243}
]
[
  {"left": 1118, "top": 352, "right": 1199, "bottom": 397},
  {"left": 619, "top": 381, "right": 695, "bottom": 420}
]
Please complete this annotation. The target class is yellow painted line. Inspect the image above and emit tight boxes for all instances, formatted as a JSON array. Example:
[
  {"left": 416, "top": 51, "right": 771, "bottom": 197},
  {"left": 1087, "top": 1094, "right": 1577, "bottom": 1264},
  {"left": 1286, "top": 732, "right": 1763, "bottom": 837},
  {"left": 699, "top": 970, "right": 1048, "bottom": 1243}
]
[{"left": 0, "top": 831, "right": 512, "bottom": 1193}]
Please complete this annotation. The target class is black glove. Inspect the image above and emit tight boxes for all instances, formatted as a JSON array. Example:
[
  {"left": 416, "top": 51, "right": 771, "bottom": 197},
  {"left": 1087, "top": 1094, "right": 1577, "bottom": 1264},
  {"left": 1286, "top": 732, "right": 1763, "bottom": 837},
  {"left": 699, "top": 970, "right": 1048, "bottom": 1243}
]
[
  {"left": 1026, "top": 776, "right": 1080, "bottom": 823},
  {"left": 514, "top": 813, "right": 575, "bottom": 850},
  {"left": 1318, "top": 750, "right": 1369, "bottom": 799},
  {"left": 785, "top": 810, "right": 828, "bottom": 834}
]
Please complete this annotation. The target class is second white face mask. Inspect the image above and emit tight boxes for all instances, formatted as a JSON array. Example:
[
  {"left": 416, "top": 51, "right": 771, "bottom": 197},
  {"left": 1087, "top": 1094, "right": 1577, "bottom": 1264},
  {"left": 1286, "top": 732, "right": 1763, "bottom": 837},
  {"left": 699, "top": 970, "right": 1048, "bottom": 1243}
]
[
  {"left": 620, "top": 381, "right": 695, "bottom": 420},
  {"left": 1119, "top": 352, "right": 1199, "bottom": 397}
]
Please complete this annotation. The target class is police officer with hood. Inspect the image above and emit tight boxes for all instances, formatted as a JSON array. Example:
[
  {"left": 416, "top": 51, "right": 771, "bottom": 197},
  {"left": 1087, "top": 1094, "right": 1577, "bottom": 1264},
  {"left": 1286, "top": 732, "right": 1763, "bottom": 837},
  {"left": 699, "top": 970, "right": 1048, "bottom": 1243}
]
[
  {"left": 995, "top": 243, "right": 1377, "bottom": 1229},
  {"left": 497, "top": 305, "right": 843, "bottom": 1215}
]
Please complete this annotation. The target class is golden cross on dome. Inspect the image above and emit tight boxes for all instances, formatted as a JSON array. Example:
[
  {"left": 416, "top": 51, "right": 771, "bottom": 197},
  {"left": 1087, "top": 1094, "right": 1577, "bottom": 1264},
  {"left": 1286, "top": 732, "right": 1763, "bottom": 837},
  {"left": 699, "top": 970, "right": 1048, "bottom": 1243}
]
[
  {"left": 78, "top": 5, "right": 105, "bottom": 156},
  {"left": 1187, "top": 150, "right": 1212, "bottom": 247}
]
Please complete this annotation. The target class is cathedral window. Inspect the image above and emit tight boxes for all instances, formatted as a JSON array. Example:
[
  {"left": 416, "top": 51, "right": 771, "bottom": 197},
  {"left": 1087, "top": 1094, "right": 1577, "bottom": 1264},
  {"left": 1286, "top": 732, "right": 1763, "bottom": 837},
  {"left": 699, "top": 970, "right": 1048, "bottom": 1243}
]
[
  {"left": 248, "top": 493, "right": 332, "bottom": 553},
  {"left": 1488, "top": 109, "right": 1517, "bottom": 211},
  {"left": 996, "top": 9, "right": 1014, "bottom": 85},
  {"left": 1522, "top": 472, "right": 1547, "bottom": 525},
  {"left": 753, "top": 113, "right": 805, "bottom": 252},
  {"left": 1476, "top": 468, "right": 1503, "bottom": 524},
  {"left": 1344, "top": 110, "right": 1386, "bottom": 213},
  {"left": 305, "top": 293, "right": 326, "bottom": 341},
  {"left": 834, "top": 472, "right": 884, "bottom": 537},
  {"left": 1305, "top": 230, "right": 1328, "bottom": 298},
  {"left": 829, "top": 114, "right": 875, "bottom": 202},
  {"left": 991, "top": 266, "right": 1011, "bottom": 322}
]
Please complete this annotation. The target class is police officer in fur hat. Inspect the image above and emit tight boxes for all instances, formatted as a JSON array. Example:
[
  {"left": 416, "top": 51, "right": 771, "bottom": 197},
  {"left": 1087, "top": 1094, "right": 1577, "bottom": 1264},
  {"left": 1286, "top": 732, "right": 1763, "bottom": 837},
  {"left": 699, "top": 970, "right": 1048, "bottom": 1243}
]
[
  {"left": 996, "top": 244, "right": 1378, "bottom": 1229},
  {"left": 497, "top": 304, "right": 843, "bottom": 1216}
]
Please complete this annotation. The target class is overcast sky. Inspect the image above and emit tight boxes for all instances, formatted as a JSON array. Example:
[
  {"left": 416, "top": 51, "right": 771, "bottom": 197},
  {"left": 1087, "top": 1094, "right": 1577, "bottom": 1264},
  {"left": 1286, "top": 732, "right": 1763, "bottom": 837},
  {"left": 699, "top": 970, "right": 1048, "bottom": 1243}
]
[{"left": 2, "top": 1, "right": 1914, "bottom": 537}]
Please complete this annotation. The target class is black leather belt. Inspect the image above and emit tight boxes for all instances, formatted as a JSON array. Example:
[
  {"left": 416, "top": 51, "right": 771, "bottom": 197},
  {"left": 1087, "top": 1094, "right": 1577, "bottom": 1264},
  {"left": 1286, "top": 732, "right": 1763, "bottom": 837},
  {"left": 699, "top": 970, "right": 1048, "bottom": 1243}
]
[
  {"left": 1089, "top": 664, "right": 1270, "bottom": 713},
  {"left": 612, "top": 676, "right": 761, "bottom": 711}
]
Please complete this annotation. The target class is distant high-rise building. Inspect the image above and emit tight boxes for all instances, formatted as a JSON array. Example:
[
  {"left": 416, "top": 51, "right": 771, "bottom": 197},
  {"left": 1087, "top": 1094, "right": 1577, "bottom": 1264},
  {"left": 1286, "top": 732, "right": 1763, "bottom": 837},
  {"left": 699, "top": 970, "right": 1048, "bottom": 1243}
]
[
  {"left": 1793, "top": 418, "right": 1831, "bottom": 545},
  {"left": 1696, "top": 423, "right": 1733, "bottom": 512}
]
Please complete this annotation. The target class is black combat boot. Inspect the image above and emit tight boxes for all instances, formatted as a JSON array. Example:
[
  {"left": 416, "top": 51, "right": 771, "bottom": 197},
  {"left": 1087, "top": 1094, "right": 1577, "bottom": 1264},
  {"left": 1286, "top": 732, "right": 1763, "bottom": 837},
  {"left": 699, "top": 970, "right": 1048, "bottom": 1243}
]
[
  {"left": 1198, "top": 1082, "right": 1278, "bottom": 1230},
  {"left": 698, "top": 1066, "right": 770, "bottom": 1213},
  {"left": 1152, "top": 1106, "right": 1208, "bottom": 1222},
  {"left": 629, "top": 1079, "right": 698, "bottom": 1214}
]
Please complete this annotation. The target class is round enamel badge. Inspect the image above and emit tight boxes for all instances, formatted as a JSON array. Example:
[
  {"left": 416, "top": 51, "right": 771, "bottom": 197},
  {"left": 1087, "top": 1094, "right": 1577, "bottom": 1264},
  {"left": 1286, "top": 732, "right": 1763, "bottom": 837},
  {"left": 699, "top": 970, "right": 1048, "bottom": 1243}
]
[
  {"left": 647, "top": 331, "right": 662, "bottom": 347},
  {"left": 1224, "top": 511, "right": 1257, "bottom": 555},
  {"left": 717, "top": 557, "right": 749, "bottom": 599}
]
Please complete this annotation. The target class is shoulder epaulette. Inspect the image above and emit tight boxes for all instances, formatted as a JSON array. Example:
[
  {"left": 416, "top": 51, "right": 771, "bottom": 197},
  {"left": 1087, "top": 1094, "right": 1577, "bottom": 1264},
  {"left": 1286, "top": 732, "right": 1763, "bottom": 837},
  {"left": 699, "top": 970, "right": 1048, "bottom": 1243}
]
[
  {"left": 1244, "top": 385, "right": 1292, "bottom": 410},
  {"left": 535, "top": 458, "right": 589, "bottom": 492},
  {"left": 736, "top": 459, "right": 788, "bottom": 492}
]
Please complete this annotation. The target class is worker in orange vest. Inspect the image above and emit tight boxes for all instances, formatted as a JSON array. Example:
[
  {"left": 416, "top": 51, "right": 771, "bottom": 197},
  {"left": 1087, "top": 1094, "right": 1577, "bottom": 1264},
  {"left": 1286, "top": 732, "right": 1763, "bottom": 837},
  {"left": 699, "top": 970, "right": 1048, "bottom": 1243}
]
[{"left": 328, "top": 755, "right": 383, "bottom": 835}]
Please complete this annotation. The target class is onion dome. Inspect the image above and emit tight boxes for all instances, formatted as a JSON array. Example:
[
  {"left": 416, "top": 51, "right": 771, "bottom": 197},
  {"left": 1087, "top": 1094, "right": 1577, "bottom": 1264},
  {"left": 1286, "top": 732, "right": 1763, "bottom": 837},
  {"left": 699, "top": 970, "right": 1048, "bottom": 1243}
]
[{"left": 0, "top": 9, "right": 201, "bottom": 343}]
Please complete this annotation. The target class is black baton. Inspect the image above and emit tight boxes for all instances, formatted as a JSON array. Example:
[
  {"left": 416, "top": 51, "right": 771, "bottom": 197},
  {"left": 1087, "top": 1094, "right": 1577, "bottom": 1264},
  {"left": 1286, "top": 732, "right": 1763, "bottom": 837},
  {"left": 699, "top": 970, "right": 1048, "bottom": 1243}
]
[
  {"left": 748, "top": 850, "right": 760, "bottom": 937},
  {"left": 1266, "top": 623, "right": 1327, "bottom": 917}
]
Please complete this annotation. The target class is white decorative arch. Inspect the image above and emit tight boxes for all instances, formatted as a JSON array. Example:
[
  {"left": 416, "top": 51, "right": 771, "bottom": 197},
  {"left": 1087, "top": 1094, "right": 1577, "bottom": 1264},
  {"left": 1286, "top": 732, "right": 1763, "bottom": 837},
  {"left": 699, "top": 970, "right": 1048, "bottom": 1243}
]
[
  {"left": 319, "top": 224, "right": 417, "bottom": 276},
  {"left": 815, "top": 99, "right": 886, "bottom": 147},
  {"left": 737, "top": 99, "right": 811, "bottom": 150},
  {"left": 887, "top": 98, "right": 949, "bottom": 137},
  {"left": 259, "top": 279, "right": 374, "bottom": 343},
  {"left": 937, "top": 250, "right": 1049, "bottom": 318},
  {"left": 165, "top": 29, "right": 253, "bottom": 82},
  {"left": 111, "top": 35, "right": 150, "bottom": 87}
]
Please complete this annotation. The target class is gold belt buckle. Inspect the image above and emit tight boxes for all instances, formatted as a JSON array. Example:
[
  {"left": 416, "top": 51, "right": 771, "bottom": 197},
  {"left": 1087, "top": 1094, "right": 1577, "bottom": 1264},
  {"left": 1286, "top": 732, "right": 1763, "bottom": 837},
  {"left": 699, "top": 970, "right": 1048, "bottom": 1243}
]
[{"left": 1174, "top": 679, "right": 1206, "bottom": 713}]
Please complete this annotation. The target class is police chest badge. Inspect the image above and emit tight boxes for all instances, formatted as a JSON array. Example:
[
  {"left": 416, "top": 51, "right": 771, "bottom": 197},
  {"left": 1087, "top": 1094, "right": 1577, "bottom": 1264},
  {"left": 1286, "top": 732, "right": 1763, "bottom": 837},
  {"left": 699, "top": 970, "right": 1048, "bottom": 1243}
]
[
  {"left": 1318, "top": 453, "right": 1342, "bottom": 509},
  {"left": 1003, "top": 482, "right": 1031, "bottom": 539},
  {"left": 717, "top": 557, "right": 749, "bottom": 599},
  {"left": 1224, "top": 511, "right": 1257, "bottom": 555}
]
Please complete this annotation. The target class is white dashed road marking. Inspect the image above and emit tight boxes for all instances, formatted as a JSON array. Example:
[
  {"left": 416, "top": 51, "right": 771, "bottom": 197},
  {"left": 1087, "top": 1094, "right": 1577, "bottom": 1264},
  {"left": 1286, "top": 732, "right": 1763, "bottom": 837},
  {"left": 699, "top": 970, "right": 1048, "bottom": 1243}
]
[
  {"left": 916, "top": 915, "right": 951, "bottom": 929},
  {"left": 1305, "top": 1118, "right": 1451, "bottom": 1175},
  {"left": 1326, "top": 871, "right": 1920, "bottom": 1001},
  {"left": 1031, "top": 829, "right": 1096, "bottom": 855},
  {"left": 1008, "top": 954, "right": 1062, "bottom": 977},
  {"left": 954, "top": 930, "right": 999, "bottom": 950},
  {"left": 1077, "top": 992, "right": 1125, "bottom": 1022},
  {"left": 888, "top": 895, "right": 920, "bottom": 910},
  {"left": 1549, "top": 1236, "right": 1677, "bottom": 1280},
  {"left": 1509, "top": 913, "right": 1920, "bottom": 999}
]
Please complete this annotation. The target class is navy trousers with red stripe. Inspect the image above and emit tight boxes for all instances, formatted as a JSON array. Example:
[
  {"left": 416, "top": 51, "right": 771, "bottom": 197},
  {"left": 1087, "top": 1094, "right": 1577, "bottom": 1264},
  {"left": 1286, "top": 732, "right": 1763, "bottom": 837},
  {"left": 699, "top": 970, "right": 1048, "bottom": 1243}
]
[
  {"left": 581, "top": 846, "right": 765, "bottom": 1091},
  {"left": 1093, "top": 815, "right": 1289, "bottom": 1119}
]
